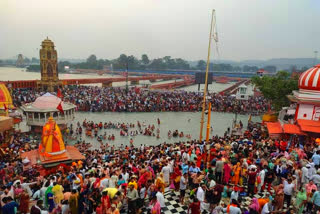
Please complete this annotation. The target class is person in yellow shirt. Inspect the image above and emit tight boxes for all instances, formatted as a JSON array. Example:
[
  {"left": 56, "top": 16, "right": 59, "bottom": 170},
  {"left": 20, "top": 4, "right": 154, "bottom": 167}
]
[
  {"left": 52, "top": 182, "right": 64, "bottom": 204},
  {"left": 128, "top": 176, "right": 138, "bottom": 189}
]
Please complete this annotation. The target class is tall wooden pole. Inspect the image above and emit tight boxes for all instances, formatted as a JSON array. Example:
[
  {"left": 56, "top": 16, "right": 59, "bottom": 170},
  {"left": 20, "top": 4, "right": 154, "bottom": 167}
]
[
  {"left": 200, "top": 9, "right": 215, "bottom": 141},
  {"left": 205, "top": 102, "right": 212, "bottom": 142}
]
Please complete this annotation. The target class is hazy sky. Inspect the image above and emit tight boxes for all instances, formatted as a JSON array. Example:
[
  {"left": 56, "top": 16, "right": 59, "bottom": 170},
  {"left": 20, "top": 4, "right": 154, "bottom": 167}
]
[{"left": 0, "top": 0, "right": 319, "bottom": 61}]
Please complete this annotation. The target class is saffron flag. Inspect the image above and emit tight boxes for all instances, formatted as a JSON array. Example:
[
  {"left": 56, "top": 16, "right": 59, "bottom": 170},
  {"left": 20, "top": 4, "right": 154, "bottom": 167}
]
[
  {"left": 57, "top": 88, "right": 63, "bottom": 99},
  {"left": 56, "top": 102, "right": 64, "bottom": 114}
]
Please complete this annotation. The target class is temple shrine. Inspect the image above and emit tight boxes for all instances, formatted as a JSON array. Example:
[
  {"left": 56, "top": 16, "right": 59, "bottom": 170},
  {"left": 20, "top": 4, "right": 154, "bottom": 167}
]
[
  {"left": 0, "top": 83, "right": 21, "bottom": 146},
  {"left": 37, "top": 38, "right": 62, "bottom": 92},
  {"left": 266, "top": 64, "right": 320, "bottom": 138},
  {"left": 21, "top": 117, "right": 84, "bottom": 168}
]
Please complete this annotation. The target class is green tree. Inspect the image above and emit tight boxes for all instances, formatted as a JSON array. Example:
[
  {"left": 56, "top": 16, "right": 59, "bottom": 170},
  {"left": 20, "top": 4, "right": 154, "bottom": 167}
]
[
  {"left": 119, "top": 54, "right": 128, "bottom": 66},
  {"left": 127, "top": 55, "right": 141, "bottom": 70},
  {"left": 174, "top": 58, "right": 190, "bottom": 69},
  {"left": 141, "top": 54, "right": 150, "bottom": 65},
  {"left": 87, "top": 54, "right": 97, "bottom": 64},
  {"left": 196, "top": 60, "right": 206, "bottom": 70},
  {"left": 163, "top": 56, "right": 174, "bottom": 69},
  {"left": 251, "top": 71, "right": 298, "bottom": 111},
  {"left": 149, "top": 58, "right": 166, "bottom": 70}
]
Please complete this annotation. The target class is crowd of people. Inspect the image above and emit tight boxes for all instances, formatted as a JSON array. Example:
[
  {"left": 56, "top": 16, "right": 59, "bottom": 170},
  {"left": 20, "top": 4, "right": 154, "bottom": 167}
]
[
  {"left": 66, "top": 119, "right": 192, "bottom": 145},
  {"left": 1, "top": 120, "right": 320, "bottom": 214},
  {"left": 12, "top": 86, "right": 269, "bottom": 114}
]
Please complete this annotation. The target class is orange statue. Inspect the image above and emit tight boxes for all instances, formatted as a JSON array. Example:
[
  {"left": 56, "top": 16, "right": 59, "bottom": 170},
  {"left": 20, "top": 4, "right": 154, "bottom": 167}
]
[{"left": 39, "top": 117, "right": 65, "bottom": 156}]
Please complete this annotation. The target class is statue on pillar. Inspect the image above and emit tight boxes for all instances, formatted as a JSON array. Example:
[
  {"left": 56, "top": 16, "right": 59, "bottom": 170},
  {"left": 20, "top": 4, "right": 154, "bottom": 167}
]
[{"left": 39, "top": 117, "right": 65, "bottom": 156}]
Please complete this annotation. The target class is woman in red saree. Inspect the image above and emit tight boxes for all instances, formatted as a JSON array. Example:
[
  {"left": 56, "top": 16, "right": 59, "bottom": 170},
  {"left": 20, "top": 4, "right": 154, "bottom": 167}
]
[
  {"left": 223, "top": 161, "right": 231, "bottom": 184},
  {"left": 101, "top": 191, "right": 111, "bottom": 214},
  {"left": 19, "top": 189, "right": 30, "bottom": 214},
  {"left": 171, "top": 165, "right": 182, "bottom": 191}
]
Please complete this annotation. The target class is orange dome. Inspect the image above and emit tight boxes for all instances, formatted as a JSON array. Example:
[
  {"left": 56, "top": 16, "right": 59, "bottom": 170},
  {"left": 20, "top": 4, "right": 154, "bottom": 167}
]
[
  {"left": 0, "top": 83, "right": 14, "bottom": 109},
  {"left": 299, "top": 64, "right": 320, "bottom": 91}
]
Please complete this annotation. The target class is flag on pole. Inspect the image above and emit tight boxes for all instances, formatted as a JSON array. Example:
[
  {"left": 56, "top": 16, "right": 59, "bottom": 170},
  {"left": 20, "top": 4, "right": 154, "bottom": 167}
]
[
  {"left": 3, "top": 104, "right": 7, "bottom": 111},
  {"left": 57, "top": 88, "right": 63, "bottom": 99},
  {"left": 56, "top": 102, "right": 64, "bottom": 114},
  {"left": 248, "top": 114, "right": 252, "bottom": 122}
]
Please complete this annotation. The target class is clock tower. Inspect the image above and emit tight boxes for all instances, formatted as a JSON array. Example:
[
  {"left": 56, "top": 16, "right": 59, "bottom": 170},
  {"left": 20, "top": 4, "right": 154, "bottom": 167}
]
[{"left": 38, "top": 37, "right": 62, "bottom": 92}]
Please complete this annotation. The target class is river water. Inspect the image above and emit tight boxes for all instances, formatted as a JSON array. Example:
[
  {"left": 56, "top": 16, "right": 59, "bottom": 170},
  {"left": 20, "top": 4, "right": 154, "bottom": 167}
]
[{"left": 1, "top": 67, "right": 261, "bottom": 147}]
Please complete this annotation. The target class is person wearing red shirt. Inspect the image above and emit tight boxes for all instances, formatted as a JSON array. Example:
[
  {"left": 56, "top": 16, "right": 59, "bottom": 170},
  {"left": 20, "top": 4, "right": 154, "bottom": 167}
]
[
  {"left": 188, "top": 198, "right": 200, "bottom": 214},
  {"left": 280, "top": 141, "right": 288, "bottom": 152},
  {"left": 247, "top": 168, "right": 257, "bottom": 197}
]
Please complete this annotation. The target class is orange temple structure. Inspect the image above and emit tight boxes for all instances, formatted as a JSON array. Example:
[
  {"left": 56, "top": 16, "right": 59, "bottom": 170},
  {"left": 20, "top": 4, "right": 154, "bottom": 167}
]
[{"left": 21, "top": 117, "right": 84, "bottom": 168}]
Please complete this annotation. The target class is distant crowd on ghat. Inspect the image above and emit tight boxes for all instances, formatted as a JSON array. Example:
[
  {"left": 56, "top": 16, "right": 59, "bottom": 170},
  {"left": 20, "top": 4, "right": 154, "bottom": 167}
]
[
  {"left": 12, "top": 86, "right": 268, "bottom": 114},
  {"left": 2, "top": 121, "right": 320, "bottom": 214}
]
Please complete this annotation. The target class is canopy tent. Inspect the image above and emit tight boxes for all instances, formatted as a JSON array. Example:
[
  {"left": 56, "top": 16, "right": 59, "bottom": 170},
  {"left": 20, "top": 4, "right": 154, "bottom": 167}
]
[
  {"left": 266, "top": 121, "right": 283, "bottom": 134},
  {"left": 297, "top": 119, "right": 320, "bottom": 134},
  {"left": 283, "top": 124, "right": 306, "bottom": 135}
]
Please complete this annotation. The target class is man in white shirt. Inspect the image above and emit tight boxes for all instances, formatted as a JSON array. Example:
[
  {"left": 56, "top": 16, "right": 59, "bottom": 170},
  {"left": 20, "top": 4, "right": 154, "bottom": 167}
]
[
  {"left": 100, "top": 176, "right": 109, "bottom": 189},
  {"left": 161, "top": 164, "right": 171, "bottom": 184},
  {"left": 182, "top": 151, "right": 190, "bottom": 163},
  {"left": 122, "top": 169, "right": 129, "bottom": 183},
  {"left": 302, "top": 164, "right": 310, "bottom": 185},
  {"left": 180, "top": 173, "right": 188, "bottom": 204},
  {"left": 283, "top": 178, "right": 295, "bottom": 208},
  {"left": 261, "top": 200, "right": 276, "bottom": 214},
  {"left": 109, "top": 173, "right": 118, "bottom": 188},
  {"left": 230, "top": 187, "right": 239, "bottom": 203},
  {"left": 257, "top": 168, "right": 266, "bottom": 193},
  {"left": 156, "top": 191, "right": 165, "bottom": 208},
  {"left": 196, "top": 184, "right": 206, "bottom": 212}
]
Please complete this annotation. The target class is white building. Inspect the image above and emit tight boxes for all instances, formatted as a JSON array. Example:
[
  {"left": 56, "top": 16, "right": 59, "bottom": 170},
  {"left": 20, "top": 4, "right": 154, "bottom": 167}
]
[
  {"left": 21, "top": 93, "right": 76, "bottom": 132},
  {"left": 236, "top": 84, "right": 253, "bottom": 100}
]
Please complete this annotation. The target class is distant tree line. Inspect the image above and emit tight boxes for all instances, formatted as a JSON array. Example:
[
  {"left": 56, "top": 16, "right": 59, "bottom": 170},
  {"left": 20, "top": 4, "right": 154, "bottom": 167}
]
[{"left": 21, "top": 53, "right": 278, "bottom": 73}]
